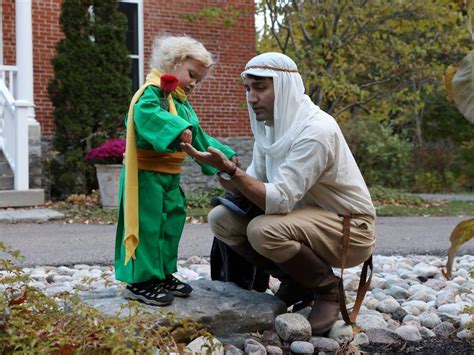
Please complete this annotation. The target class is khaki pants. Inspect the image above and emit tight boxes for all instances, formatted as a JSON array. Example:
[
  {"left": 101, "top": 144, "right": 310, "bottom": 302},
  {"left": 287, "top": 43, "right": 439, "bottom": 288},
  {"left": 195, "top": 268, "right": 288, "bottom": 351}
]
[{"left": 208, "top": 205, "right": 375, "bottom": 268}]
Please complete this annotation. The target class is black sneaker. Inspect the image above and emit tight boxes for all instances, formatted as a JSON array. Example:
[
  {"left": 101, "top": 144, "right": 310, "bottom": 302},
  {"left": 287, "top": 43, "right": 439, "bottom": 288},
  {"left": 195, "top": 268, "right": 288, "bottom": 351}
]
[
  {"left": 160, "top": 274, "right": 193, "bottom": 297},
  {"left": 124, "top": 280, "right": 174, "bottom": 306}
]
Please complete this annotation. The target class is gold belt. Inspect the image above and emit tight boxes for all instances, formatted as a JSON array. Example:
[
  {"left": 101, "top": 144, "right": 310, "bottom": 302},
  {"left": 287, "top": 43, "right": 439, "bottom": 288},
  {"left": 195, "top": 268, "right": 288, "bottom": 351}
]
[{"left": 130, "top": 149, "right": 186, "bottom": 174}]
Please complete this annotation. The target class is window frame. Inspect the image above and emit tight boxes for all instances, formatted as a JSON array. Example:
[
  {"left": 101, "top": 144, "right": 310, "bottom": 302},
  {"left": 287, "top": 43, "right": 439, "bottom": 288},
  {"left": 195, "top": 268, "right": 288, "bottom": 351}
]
[{"left": 118, "top": 0, "right": 144, "bottom": 88}]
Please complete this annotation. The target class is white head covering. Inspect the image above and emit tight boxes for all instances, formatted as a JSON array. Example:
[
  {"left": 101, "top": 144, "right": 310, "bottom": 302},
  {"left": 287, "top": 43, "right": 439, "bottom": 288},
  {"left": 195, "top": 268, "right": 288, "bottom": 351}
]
[{"left": 241, "top": 52, "right": 320, "bottom": 159}]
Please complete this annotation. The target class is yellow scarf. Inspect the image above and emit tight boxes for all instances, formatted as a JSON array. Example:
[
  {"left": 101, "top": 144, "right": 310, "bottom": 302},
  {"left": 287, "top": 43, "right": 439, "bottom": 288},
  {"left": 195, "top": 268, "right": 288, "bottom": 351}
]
[{"left": 123, "top": 69, "right": 186, "bottom": 265}]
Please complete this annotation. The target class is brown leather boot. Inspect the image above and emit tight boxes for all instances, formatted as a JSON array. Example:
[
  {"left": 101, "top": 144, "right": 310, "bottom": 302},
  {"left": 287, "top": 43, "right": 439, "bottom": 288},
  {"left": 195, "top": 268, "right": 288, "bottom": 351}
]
[{"left": 277, "top": 244, "right": 341, "bottom": 335}]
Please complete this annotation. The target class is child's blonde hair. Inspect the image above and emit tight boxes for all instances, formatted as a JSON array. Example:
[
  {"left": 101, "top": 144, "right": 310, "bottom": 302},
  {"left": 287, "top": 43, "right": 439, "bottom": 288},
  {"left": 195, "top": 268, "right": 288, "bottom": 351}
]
[{"left": 150, "top": 34, "right": 214, "bottom": 72}]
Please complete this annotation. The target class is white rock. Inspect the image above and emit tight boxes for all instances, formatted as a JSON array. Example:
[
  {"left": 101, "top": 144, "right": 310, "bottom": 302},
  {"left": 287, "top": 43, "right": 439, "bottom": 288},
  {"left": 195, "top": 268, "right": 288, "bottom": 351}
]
[
  {"left": 456, "top": 329, "right": 473, "bottom": 340},
  {"left": 290, "top": 341, "right": 314, "bottom": 354},
  {"left": 418, "top": 312, "right": 441, "bottom": 329},
  {"left": 351, "top": 333, "right": 369, "bottom": 346},
  {"left": 437, "top": 303, "right": 462, "bottom": 316},
  {"left": 185, "top": 336, "right": 223, "bottom": 355},
  {"left": 377, "top": 297, "right": 401, "bottom": 314},
  {"left": 419, "top": 326, "right": 436, "bottom": 337},
  {"left": 274, "top": 313, "right": 311, "bottom": 341},
  {"left": 413, "top": 263, "right": 439, "bottom": 278},
  {"left": 401, "top": 300, "right": 430, "bottom": 313},
  {"left": 355, "top": 314, "right": 388, "bottom": 331},
  {"left": 327, "top": 320, "right": 353, "bottom": 344},
  {"left": 395, "top": 325, "right": 422, "bottom": 341}
]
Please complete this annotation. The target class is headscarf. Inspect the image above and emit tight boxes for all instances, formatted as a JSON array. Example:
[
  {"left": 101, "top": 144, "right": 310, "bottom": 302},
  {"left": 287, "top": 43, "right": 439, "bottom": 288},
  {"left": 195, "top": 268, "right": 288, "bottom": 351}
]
[{"left": 241, "top": 52, "right": 320, "bottom": 160}]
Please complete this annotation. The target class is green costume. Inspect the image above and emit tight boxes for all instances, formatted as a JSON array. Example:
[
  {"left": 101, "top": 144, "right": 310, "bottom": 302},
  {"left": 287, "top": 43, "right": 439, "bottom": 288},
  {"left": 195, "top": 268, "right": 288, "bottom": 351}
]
[{"left": 114, "top": 85, "right": 235, "bottom": 284}]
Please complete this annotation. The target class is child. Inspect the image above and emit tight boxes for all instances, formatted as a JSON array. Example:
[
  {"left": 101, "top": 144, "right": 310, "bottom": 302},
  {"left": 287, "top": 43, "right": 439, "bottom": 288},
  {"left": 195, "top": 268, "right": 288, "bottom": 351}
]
[{"left": 115, "top": 34, "right": 238, "bottom": 306}]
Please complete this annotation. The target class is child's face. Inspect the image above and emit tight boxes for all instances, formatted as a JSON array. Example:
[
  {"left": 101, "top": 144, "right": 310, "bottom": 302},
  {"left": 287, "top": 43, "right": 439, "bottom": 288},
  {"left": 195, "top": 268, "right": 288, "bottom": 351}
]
[{"left": 170, "top": 58, "right": 209, "bottom": 95}]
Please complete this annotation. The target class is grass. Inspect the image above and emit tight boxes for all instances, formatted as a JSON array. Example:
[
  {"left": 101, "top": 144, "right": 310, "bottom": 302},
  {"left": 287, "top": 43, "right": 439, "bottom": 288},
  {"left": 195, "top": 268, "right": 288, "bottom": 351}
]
[{"left": 41, "top": 186, "right": 473, "bottom": 225}]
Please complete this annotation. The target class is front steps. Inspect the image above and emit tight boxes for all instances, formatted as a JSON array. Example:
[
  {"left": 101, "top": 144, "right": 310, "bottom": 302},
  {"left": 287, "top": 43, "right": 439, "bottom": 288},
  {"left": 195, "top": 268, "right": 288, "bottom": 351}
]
[{"left": 0, "top": 150, "right": 44, "bottom": 207}]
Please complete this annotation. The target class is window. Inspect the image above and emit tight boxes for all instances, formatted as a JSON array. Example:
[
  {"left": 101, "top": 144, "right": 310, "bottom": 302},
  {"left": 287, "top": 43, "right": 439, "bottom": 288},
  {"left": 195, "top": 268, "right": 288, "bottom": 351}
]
[{"left": 118, "top": 0, "right": 143, "bottom": 93}]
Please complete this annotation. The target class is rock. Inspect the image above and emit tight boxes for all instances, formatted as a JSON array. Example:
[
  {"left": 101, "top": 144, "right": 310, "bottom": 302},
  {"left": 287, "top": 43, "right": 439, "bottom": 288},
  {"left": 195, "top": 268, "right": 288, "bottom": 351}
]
[
  {"left": 290, "top": 341, "right": 314, "bottom": 354},
  {"left": 418, "top": 312, "right": 441, "bottom": 329},
  {"left": 365, "top": 328, "right": 401, "bottom": 345},
  {"left": 244, "top": 339, "right": 266, "bottom": 354},
  {"left": 456, "top": 329, "right": 472, "bottom": 340},
  {"left": 419, "top": 326, "right": 436, "bottom": 337},
  {"left": 363, "top": 297, "right": 380, "bottom": 310},
  {"left": 392, "top": 307, "right": 408, "bottom": 322},
  {"left": 459, "top": 313, "right": 472, "bottom": 329},
  {"left": 401, "top": 300, "right": 430, "bottom": 313},
  {"left": 185, "top": 336, "right": 224, "bottom": 355},
  {"left": 352, "top": 333, "right": 369, "bottom": 346},
  {"left": 436, "top": 289, "right": 457, "bottom": 307},
  {"left": 261, "top": 330, "right": 282, "bottom": 347},
  {"left": 310, "top": 336, "right": 340, "bottom": 352},
  {"left": 265, "top": 345, "right": 282, "bottom": 355},
  {"left": 395, "top": 325, "right": 422, "bottom": 342},
  {"left": 82, "top": 280, "right": 286, "bottom": 337},
  {"left": 355, "top": 314, "right": 388, "bottom": 331},
  {"left": 224, "top": 345, "right": 243, "bottom": 355},
  {"left": 377, "top": 297, "right": 400, "bottom": 314},
  {"left": 413, "top": 263, "right": 439, "bottom": 278},
  {"left": 386, "top": 286, "right": 409, "bottom": 299},
  {"left": 274, "top": 313, "right": 311, "bottom": 342},
  {"left": 327, "top": 320, "right": 353, "bottom": 344},
  {"left": 437, "top": 303, "right": 462, "bottom": 316},
  {"left": 433, "top": 322, "right": 456, "bottom": 337},
  {"left": 423, "top": 279, "right": 446, "bottom": 291}
]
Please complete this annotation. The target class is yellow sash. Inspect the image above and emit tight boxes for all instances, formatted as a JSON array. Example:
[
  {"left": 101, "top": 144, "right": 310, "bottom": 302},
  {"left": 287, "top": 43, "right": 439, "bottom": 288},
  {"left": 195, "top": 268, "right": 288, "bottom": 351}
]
[
  {"left": 123, "top": 69, "right": 187, "bottom": 265},
  {"left": 136, "top": 149, "right": 186, "bottom": 174}
]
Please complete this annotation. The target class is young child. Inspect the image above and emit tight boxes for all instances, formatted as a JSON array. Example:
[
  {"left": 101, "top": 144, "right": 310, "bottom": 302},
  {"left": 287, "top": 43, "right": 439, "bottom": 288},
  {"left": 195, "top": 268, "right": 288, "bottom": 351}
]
[{"left": 115, "top": 34, "right": 238, "bottom": 306}]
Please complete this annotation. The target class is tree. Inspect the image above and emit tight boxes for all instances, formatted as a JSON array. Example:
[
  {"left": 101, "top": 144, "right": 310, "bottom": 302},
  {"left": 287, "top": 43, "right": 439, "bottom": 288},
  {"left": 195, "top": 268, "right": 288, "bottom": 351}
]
[
  {"left": 48, "top": 0, "right": 131, "bottom": 197},
  {"left": 257, "top": 0, "right": 471, "bottom": 145}
]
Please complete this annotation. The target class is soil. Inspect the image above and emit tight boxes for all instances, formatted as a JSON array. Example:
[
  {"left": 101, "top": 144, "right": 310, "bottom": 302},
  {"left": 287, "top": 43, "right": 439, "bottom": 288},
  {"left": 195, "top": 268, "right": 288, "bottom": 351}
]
[{"left": 359, "top": 336, "right": 473, "bottom": 354}]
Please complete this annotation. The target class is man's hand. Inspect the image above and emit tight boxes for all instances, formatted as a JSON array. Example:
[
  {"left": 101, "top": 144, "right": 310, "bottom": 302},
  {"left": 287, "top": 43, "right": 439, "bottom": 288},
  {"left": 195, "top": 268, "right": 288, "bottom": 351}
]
[
  {"left": 230, "top": 155, "right": 241, "bottom": 168},
  {"left": 180, "top": 143, "right": 234, "bottom": 172},
  {"left": 180, "top": 129, "right": 193, "bottom": 144}
]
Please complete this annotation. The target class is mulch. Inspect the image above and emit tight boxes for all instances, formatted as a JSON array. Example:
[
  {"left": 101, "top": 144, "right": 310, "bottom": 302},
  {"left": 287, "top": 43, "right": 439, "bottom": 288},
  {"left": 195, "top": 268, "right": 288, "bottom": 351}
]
[{"left": 359, "top": 336, "right": 473, "bottom": 354}]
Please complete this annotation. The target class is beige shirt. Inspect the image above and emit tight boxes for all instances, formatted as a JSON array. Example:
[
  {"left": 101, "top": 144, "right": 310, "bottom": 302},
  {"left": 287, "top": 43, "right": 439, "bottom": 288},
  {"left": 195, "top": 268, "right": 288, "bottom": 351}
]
[{"left": 247, "top": 110, "right": 376, "bottom": 217}]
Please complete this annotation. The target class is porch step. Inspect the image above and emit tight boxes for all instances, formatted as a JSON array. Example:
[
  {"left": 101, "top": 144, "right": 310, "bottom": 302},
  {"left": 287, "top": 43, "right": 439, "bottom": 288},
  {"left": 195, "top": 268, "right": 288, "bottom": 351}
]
[{"left": 0, "top": 189, "right": 45, "bottom": 208}]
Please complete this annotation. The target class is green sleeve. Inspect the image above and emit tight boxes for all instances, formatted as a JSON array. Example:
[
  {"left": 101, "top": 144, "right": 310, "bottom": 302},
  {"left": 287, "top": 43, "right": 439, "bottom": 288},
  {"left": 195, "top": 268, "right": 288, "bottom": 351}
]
[
  {"left": 184, "top": 103, "right": 236, "bottom": 175},
  {"left": 133, "top": 87, "right": 191, "bottom": 152}
]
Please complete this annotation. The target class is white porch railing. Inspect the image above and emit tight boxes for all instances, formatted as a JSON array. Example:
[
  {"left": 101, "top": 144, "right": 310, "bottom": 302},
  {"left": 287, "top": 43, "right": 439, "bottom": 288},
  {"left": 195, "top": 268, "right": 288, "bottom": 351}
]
[
  {"left": 0, "top": 72, "right": 31, "bottom": 190},
  {"left": 0, "top": 65, "right": 18, "bottom": 98}
]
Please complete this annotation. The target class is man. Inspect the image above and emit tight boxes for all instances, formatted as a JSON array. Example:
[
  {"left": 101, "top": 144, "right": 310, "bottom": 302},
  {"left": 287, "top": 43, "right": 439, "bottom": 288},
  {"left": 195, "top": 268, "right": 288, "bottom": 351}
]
[{"left": 181, "top": 52, "right": 376, "bottom": 335}]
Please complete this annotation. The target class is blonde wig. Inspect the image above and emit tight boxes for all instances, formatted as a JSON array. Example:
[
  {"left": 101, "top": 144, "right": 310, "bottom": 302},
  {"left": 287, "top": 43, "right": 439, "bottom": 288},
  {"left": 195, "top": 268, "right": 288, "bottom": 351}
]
[{"left": 150, "top": 34, "right": 214, "bottom": 72}]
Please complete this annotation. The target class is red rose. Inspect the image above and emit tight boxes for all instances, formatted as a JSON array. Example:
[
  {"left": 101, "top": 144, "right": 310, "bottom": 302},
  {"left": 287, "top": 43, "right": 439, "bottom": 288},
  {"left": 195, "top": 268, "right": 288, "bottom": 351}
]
[{"left": 160, "top": 75, "right": 179, "bottom": 93}]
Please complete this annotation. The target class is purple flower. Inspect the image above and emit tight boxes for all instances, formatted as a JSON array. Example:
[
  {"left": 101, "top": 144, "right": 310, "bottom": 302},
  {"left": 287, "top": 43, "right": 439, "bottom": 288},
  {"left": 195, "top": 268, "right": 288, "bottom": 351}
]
[{"left": 85, "top": 138, "right": 125, "bottom": 164}]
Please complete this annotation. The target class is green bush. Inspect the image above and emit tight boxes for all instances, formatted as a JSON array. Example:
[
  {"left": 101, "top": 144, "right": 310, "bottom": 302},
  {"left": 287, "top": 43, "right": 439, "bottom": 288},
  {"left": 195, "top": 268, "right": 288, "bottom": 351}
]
[
  {"left": 341, "top": 117, "right": 413, "bottom": 188},
  {"left": 48, "top": 0, "right": 131, "bottom": 198},
  {"left": 413, "top": 90, "right": 474, "bottom": 192}
]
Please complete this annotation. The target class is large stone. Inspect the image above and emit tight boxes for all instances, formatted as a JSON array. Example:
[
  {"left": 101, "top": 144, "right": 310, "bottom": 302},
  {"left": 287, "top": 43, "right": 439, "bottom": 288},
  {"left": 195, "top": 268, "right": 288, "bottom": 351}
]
[
  {"left": 81, "top": 280, "right": 286, "bottom": 336},
  {"left": 365, "top": 328, "right": 401, "bottom": 345},
  {"left": 274, "top": 313, "right": 312, "bottom": 341}
]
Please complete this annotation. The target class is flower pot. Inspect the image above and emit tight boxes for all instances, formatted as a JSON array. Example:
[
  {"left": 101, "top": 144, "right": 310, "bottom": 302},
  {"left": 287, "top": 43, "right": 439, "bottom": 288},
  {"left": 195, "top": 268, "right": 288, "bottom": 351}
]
[{"left": 95, "top": 164, "right": 122, "bottom": 208}]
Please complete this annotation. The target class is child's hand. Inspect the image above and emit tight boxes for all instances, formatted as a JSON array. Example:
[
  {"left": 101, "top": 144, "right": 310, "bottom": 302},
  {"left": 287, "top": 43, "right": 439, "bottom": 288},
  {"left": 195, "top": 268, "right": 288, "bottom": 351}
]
[{"left": 180, "top": 129, "right": 192, "bottom": 144}]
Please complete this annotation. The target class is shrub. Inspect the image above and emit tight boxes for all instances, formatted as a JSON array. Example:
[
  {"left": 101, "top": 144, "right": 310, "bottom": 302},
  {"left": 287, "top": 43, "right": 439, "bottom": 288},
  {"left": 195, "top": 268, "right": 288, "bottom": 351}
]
[
  {"left": 0, "top": 242, "right": 208, "bottom": 353},
  {"left": 341, "top": 117, "right": 413, "bottom": 188},
  {"left": 48, "top": 0, "right": 131, "bottom": 197},
  {"left": 85, "top": 138, "right": 125, "bottom": 165}
]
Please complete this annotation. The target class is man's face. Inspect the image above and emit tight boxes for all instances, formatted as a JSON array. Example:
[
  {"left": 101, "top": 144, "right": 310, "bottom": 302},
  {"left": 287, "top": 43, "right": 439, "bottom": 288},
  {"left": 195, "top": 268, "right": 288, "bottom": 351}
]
[
  {"left": 170, "top": 58, "right": 209, "bottom": 95},
  {"left": 243, "top": 76, "right": 274, "bottom": 122}
]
